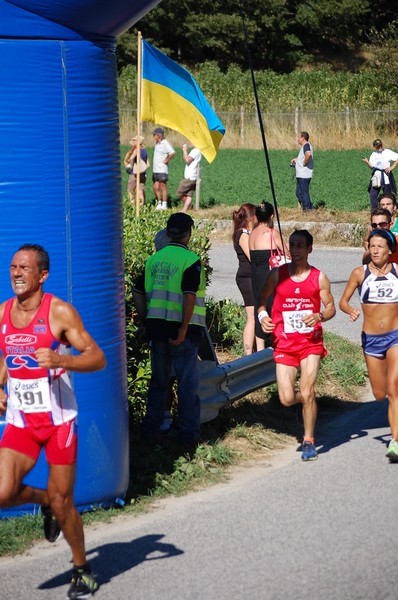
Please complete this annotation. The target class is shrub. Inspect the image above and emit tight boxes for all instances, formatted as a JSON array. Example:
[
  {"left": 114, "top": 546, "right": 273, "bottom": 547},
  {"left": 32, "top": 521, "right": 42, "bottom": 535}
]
[{"left": 205, "top": 297, "right": 245, "bottom": 354}]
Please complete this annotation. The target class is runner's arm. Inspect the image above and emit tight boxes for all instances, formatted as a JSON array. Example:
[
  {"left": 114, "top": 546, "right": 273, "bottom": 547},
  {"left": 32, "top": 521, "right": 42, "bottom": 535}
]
[
  {"left": 0, "top": 357, "right": 7, "bottom": 415},
  {"left": 339, "top": 268, "right": 362, "bottom": 322},
  {"left": 36, "top": 300, "right": 106, "bottom": 372},
  {"left": 302, "top": 272, "right": 336, "bottom": 327},
  {"left": 258, "top": 269, "right": 278, "bottom": 333}
]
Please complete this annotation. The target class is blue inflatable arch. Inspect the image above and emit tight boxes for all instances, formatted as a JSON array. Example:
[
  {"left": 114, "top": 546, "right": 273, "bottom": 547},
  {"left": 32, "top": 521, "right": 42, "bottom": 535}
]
[{"left": 0, "top": 0, "right": 160, "bottom": 516}]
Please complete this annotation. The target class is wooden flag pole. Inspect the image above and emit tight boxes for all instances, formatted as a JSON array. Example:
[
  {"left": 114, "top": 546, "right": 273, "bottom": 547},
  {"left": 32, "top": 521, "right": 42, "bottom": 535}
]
[
  {"left": 195, "top": 162, "right": 201, "bottom": 210},
  {"left": 135, "top": 31, "right": 143, "bottom": 216}
]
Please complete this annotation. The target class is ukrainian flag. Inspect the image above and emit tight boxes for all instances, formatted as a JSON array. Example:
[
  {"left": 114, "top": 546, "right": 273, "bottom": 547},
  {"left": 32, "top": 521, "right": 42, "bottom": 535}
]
[{"left": 141, "top": 39, "right": 225, "bottom": 163}]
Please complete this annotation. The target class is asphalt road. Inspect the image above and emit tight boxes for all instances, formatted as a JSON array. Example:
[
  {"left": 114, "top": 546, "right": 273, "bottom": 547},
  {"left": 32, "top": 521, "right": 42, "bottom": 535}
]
[
  {"left": 2, "top": 244, "right": 398, "bottom": 600},
  {"left": 207, "top": 244, "right": 364, "bottom": 341},
  {"left": 0, "top": 396, "right": 396, "bottom": 600}
]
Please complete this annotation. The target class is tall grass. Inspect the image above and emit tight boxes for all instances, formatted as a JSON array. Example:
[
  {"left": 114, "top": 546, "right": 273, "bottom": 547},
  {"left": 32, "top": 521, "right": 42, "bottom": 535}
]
[{"left": 120, "top": 108, "right": 398, "bottom": 150}]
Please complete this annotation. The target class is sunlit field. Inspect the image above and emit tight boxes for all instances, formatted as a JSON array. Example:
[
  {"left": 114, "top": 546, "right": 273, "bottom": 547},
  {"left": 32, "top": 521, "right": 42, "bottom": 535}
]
[{"left": 121, "top": 146, "right": 373, "bottom": 212}]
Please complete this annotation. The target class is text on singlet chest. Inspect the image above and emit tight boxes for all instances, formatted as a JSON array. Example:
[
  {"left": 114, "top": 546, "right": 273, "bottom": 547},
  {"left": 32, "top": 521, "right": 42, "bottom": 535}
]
[{"left": 6, "top": 346, "right": 36, "bottom": 354}]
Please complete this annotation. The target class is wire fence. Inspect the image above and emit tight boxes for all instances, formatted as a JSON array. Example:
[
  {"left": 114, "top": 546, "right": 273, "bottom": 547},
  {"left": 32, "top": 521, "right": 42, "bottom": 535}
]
[{"left": 119, "top": 107, "right": 398, "bottom": 150}]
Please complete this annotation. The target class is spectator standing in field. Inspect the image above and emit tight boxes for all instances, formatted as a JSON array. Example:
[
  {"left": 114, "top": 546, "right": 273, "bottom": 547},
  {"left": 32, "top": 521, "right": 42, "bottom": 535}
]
[
  {"left": 177, "top": 144, "right": 202, "bottom": 212},
  {"left": 152, "top": 127, "right": 175, "bottom": 210},
  {"left": 124, "top": 135, "right": 150, "bottom": 206},
  {"left": 232, "top": 203, "right": 257, "bottom": 355},
  {"left": 132, "top": 213, "right": 205, "bottom": 453},
  {"left": 0, "top": 243, "right": 106, "bottom": 599},
  {"left": 340, "top": 228, "right": 398, "bottom": 462},
  {"left": 362, "top": 139, "right": 398, "bottom": 211},
  {"left": 249, "top": 202, "right": 288, "bottom": 350},
  {"left": 291, "top": 131, "right": 315, "bottom": 211},
  {"left": 258, "top": 230, "right": 336, "bottom": 461}
]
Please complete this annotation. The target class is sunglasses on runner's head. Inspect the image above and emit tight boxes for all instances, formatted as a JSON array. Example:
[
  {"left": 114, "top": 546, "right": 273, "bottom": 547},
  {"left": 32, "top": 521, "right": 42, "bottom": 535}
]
[{"left": 371, "top": 222, "right": 390, "bottom": 229}]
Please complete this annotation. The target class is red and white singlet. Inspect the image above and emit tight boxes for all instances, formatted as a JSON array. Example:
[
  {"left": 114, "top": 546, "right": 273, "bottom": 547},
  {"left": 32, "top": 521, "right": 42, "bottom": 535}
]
[
  {"left": 271, "top": 264, "right": 324, "bottom": 353},
  {"left": 0, "top": 293, "right": 77, "bottom": 428}
]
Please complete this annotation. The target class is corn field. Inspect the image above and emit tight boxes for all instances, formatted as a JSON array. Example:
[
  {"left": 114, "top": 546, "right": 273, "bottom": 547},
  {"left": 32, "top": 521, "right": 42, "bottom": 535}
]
[{"left": 118, "top": 62, "right": 398, "bottom": 150}]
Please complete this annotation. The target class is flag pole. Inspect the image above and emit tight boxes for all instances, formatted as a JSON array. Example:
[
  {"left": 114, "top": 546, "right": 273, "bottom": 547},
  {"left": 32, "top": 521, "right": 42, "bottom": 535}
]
[
  {"left": 239, "top": 7, "right": 284, "bottom": 242},
  {"left": 136, "top": 31, "right": 143, "bottom": 216},
  {"left": 195, "top": 162, "right": 201, "bottom": 210}
]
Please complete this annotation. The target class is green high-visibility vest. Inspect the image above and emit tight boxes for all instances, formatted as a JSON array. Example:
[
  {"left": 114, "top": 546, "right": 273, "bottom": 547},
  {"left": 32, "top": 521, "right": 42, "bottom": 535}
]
[{"left": 145, "top": 245, "right": 206, "bottom": 327}]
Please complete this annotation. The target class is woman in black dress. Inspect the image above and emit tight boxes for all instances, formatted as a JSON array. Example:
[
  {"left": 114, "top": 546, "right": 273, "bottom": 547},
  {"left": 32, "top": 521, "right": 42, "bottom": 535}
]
[
  {"left": 249, "top": 202, "right": 288, "bottom": 345},
  {"left": 232, "top": 203, "right": 257, "bottom": 354}
]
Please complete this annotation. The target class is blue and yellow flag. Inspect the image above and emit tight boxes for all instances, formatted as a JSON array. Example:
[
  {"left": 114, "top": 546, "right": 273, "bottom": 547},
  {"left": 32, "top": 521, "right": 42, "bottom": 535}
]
[{"left": 141, "top": 39, "right": 225, "bottom": 163}]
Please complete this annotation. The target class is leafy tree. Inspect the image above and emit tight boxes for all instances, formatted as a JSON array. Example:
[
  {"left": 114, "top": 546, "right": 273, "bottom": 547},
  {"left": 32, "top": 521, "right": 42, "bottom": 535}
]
[
  {"left": 116, "top": 32, "right": 137, "bottom": 74},
  {"left": 293, "top": 0, "right": 369, "bottom": 48},
  {"left": 116, "top": 0, "right": 396, "bottom": 73},
  {"left": 366, "top": 20, "right": 398, "bottom": 93},
  {"left": 119, "top": 0, "right": 304, "bottom": 72}
]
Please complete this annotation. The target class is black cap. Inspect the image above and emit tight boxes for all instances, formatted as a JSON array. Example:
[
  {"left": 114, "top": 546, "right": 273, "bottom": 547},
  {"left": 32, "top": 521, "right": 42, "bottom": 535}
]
[
  {"left": 166, "top": 213, "right": 194, "bottom": 237},
  {"left": 373, "top": 138, "right": 383, "bottom": 148},
  {"left": 152, "top": 127, "right": 164, "bottom": 135}
]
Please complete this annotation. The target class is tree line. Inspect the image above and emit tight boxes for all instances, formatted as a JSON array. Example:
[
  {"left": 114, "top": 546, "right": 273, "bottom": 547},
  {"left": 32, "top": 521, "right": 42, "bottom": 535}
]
[{"left": 117, "top": 0, "right": 397, "bottom": 76}]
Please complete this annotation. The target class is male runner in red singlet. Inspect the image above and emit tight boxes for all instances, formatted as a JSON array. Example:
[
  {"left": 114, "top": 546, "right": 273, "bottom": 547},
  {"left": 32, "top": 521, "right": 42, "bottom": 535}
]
[
  {"left": 0, "top": 244, "right": 106, "bottom": 599},
  {"left": 258, "top": 230, "right": 336, "bottom": 461}
]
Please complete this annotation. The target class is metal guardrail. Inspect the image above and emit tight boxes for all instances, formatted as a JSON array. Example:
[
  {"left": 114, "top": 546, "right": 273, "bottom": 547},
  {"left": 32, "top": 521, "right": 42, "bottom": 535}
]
[{"left": 198, "top": 348, "right": 276, "bottom": 423}]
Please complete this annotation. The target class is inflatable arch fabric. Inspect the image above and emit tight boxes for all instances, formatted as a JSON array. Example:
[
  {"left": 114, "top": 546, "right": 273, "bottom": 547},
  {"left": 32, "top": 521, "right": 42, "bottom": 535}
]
[{"left": 0, "top": 0, "right": 161, "bottom": 517}]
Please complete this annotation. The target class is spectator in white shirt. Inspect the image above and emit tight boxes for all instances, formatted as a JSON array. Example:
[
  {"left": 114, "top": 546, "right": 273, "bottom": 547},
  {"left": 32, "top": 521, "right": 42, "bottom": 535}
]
[
  {"left": 152, "top": 127, "right": 175, "bottom": 210},
  {"left": 362, "top": 139, "right": 398, "bottom": 210},
  {"left": 290, "top": 131, "right": 315, "bottom": 211},
  {"left": 177, "top": 144, "right": 202, "bottom": 212}
]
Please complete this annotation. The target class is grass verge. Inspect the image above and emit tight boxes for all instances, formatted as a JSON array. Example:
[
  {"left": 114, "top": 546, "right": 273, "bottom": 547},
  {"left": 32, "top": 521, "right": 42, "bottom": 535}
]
[{"left": 0, "top": 331, "right": 367, "bottom": 558}]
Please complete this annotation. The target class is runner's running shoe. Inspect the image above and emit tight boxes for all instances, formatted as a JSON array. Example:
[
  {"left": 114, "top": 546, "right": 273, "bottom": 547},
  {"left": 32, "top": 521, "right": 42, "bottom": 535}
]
[
  {"left": 41, "top": 505, "right": 61, "bottom": 543},
  {"left": 301, "top": 440, "right": 318, "bottom": 461},
  {"left": 67, "top": 566, "right": 99, "bottom": 599},
  {"left": 386, "top": 439, "right": 398, "bottom": 462}
]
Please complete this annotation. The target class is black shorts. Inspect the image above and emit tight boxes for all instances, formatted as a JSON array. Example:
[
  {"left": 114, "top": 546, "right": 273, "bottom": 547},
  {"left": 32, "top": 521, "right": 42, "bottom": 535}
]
[{"left": 152, "top": 173, "right": 168, "bottom": 183}]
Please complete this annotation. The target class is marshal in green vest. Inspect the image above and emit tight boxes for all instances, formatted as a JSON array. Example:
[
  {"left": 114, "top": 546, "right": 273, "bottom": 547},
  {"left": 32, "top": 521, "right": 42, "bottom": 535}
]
[{"left": 144, "top": 244, "right": 206, "bottom": 327}]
